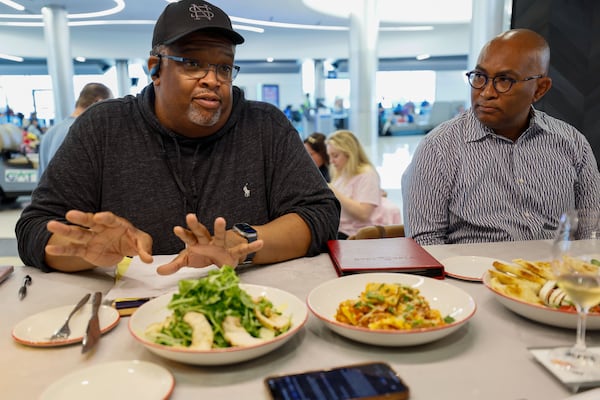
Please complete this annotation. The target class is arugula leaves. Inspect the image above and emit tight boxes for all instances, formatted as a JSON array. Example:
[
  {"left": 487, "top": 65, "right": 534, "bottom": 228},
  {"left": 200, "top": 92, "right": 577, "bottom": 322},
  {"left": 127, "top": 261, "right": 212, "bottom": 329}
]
[{"left": 156, "top": 266, "right": 271, "bottom": 348}]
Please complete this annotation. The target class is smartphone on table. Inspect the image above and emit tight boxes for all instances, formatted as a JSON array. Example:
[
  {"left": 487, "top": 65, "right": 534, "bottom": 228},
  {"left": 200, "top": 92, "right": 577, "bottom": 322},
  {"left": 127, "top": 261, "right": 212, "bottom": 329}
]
[{"left": 264, "top": 361, "right": 409, "bottom": 400}]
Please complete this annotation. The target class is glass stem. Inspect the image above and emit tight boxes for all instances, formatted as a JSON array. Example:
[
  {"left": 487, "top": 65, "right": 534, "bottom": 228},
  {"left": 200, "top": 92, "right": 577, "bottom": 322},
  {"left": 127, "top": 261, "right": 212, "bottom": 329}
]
[{"left": 573, "top": 306, "right": 589, "bottom": 354}]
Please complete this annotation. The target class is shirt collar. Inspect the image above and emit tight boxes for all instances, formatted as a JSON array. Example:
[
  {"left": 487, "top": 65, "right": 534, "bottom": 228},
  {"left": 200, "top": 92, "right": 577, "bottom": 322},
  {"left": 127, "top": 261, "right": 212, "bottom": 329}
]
[{"left": 465, "top": 106, "right": 546, "bottom": 143}]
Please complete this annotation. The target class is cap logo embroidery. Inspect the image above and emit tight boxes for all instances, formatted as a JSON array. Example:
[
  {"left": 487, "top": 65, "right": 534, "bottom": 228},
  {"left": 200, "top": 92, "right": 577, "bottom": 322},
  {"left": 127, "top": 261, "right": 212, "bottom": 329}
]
[
  {"left": 243, "top": 183, "right": 251, "bottom": 198},
  {"left": 189, "top": 4, "right": 214, "bottom": 21}
]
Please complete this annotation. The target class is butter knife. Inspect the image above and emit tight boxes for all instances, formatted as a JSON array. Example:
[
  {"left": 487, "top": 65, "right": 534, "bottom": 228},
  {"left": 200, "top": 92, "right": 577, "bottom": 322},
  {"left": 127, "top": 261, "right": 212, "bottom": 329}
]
[
  {"left": 82, "top": 291, "right": 102, "bottom": 354},
  {"left": 18, "top": 275, "right": 32, "bottom": 300}
]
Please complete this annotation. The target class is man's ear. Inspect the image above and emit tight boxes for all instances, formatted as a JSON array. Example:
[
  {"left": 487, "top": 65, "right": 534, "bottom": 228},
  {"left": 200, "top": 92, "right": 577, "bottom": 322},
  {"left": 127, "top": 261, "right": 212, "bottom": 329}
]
[
  {"left": 148, "top": 57, "right": 160, "bottom": 80},
  {"left": 532, "top": 76, "right": 552, "bottom": 103}
]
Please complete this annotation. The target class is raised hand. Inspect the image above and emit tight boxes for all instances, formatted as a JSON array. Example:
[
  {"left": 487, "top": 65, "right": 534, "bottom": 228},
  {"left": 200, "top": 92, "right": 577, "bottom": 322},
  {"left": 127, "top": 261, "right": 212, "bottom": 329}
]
[
  {"left": 156, "top": 215, "right": 263, "bottom": 275},
  {"left": 46, "top": 210, "right": 153, "bottom": 268}
]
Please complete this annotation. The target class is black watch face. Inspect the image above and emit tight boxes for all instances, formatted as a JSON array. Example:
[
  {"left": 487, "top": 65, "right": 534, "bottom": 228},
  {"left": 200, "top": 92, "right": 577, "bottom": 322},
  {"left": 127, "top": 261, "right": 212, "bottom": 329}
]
[{"left": 235, "top": 223, "right": 256, "bottom": 234}]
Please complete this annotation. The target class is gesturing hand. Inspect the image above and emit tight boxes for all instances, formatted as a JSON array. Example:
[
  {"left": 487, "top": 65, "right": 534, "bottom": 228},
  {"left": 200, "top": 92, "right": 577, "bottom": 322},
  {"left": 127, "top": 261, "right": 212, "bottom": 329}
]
[
  {"left": 46, "top": 210, "right": 153, "bottom": 267},
  {"left": 156, "top": 214, "right": 264, "bottom": 275}
]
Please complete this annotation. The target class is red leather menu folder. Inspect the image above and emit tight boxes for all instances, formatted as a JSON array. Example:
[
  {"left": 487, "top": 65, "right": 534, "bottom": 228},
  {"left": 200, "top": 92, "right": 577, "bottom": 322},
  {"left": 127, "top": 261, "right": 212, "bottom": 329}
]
[{"left": 327, "top": 238, "right": 445, "bottom": 279}]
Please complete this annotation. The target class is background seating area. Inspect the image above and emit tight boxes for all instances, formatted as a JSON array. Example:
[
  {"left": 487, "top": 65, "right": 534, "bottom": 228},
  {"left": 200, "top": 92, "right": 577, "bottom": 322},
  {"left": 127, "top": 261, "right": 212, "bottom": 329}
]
[{"left": 383, "top": 100, "right": 466, "bottom": 136}]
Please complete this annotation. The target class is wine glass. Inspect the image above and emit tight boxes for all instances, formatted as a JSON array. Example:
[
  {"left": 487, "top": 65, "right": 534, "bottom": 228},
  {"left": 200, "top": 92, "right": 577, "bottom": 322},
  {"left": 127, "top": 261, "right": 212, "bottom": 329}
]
[{"left": 551, "top": 209, "right": 600, "bottom": 373}]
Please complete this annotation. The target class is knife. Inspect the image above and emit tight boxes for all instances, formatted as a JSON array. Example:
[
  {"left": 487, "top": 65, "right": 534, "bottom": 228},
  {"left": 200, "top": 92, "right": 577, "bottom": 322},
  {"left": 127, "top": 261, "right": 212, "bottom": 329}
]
[
  {"left": 18, "top": 275, "right": 31, "bottom": 300},
  {"left": 82, "top": 291, "right": 102, "bottom": 354}
]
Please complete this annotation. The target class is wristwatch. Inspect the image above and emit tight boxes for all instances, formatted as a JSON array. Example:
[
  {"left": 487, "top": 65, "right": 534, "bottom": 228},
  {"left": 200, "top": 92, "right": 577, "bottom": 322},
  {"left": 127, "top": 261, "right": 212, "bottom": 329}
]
[{"left": 233, "top": 223, "right": 258, "bottom": 264}]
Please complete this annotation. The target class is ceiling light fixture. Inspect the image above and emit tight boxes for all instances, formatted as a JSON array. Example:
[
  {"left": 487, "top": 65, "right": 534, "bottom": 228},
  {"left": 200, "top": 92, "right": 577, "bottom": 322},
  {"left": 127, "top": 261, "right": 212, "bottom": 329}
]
[
  {"left": 380, "top": 26, "right": 434, "bottom": 32},
  {"left": 0, "top": 52, "right": 23, "bottom": 62},
  {"left": 416, "top": 54, "right": 431, "bottom": 60},
  {"left": 231, "top": 16, "right": 345, "bottom": 31},
  {"left": 302, "top": 0, "right": 472, "bottom": 24},
  {"left": 0, "top": 0, "right": 24, "bottom": 11},
  {"left": 0, "top": 0, "right": 124, "bottom": 19}
]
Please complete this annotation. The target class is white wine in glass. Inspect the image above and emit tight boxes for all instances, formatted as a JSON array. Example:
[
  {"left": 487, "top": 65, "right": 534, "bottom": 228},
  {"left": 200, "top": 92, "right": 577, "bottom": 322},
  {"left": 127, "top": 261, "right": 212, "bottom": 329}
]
[{"left": 552, "top": 209, "right": 600, "bottom": 373}]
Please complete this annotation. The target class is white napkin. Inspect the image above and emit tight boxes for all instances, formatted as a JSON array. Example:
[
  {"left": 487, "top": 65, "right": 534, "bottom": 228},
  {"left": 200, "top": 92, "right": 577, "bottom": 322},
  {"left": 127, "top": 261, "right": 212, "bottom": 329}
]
[{"left": 105, "top": 255, "right": 218, "bottom": 302}]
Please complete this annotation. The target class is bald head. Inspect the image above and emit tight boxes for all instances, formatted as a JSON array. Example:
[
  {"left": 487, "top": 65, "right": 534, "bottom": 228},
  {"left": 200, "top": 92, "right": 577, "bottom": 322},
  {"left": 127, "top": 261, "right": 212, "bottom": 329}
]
[
  {"left": 470, "top": 28, "right": 553, "bottom": 141},
  {"left": 479, "top": 28, "right": 550, "bottom": 74}
]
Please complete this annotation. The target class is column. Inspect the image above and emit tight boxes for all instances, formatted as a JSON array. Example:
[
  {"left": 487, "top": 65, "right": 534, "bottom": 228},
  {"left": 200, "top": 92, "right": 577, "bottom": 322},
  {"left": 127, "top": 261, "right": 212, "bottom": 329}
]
[
  {"left": 41, "top": 6, "right": 74, "bottom": 122},
  {"left": 348, "top": 0, "right": 379, "bottom": 161},
  {"left": 314, "top": 59, "right": 325, "bottom": 104},
  {"left": 468, "top": 0, "right": 509, "bottom": 70},
  {"left": 301, "top": 59, "right": 316, "bottom": 135},
  {"left": 115, "top": 59, "right": 130, "bottom": 97}
]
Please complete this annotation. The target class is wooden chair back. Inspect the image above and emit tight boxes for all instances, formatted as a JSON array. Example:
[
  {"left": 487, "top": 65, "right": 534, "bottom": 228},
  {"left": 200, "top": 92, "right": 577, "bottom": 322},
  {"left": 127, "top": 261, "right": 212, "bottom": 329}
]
[{"left": 348, "top": 224, "right": 405, "bottom": 240}]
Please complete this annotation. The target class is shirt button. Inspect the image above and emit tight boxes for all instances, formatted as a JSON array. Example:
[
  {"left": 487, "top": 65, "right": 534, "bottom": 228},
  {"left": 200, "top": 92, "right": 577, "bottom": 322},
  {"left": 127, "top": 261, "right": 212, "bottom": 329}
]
[
  {"left": 524, "top": 212, "right": 531, "bottom": 218},
  {"left": 517, "top": 178, "right": 525, "bottom": 184}
]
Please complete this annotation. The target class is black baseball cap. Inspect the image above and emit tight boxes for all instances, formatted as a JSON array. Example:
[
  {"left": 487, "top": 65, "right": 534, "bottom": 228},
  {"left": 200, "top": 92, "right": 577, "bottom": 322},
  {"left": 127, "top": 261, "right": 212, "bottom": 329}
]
[{"left": 152, "top": 0, "right": 245, "bottom": 48}]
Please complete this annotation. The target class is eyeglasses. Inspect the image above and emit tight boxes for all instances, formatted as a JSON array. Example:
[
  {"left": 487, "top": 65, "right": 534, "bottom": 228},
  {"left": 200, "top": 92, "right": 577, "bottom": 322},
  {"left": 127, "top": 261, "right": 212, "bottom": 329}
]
[
  {"left": 157, "top": 54, "right": 240, "bottom": 82},
  {"left": 465, "top": 71, "right": 543, "bottom": 93}
]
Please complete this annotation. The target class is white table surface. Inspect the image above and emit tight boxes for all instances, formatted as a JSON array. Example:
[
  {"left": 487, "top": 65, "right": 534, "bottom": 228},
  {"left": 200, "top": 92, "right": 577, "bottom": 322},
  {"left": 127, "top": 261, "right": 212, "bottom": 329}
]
[{"left": 1, "top": 240, "right": 596, "bottom": 400}]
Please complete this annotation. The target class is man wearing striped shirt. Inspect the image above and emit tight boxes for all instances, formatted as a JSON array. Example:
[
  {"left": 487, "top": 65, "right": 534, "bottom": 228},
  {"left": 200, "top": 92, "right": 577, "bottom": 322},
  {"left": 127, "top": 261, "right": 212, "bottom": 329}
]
[{"left": 402, "top": 29, "right": 600, "bottom": 245}]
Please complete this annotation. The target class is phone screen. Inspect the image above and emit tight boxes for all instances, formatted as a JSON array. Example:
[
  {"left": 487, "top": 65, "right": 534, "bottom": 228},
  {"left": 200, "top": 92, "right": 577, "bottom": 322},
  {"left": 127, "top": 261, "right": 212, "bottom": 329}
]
[{"left": 265, "top": 362, "right": 409, "bottom": 400}]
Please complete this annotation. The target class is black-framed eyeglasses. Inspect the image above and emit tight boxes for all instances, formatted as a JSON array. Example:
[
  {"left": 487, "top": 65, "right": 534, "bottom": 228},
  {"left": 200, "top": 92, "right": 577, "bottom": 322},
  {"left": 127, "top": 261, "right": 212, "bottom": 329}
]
[
  {"left": 157, "top": 54, "right": 240, "bottom": 82},
  {"left": 465, "top": 71, "right": 543, "bottom": 93}
]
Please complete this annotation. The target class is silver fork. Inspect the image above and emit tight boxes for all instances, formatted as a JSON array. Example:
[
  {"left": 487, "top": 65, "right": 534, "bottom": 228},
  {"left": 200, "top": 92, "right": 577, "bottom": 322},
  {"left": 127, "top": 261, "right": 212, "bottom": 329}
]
[{"left": 50, "top": 293, "right": 91, "bottom": 340}]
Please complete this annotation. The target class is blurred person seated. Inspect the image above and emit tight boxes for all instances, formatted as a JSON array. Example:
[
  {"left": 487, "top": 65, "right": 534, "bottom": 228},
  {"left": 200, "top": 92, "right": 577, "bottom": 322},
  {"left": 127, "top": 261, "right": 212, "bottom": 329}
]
[
  {"left": 26, "top": 118, "right": 43, "bottom": 138},
  {"left": 372, "top": 190, "right": 402, "bottom": 226},
  {"left": 402, "top": 101, "right": 416, "bottom": 123},
  {"left": 303, "top": 132, "right": 330, "bottom": 182},
  {"left": 38, "top": 83, "right": 113, "bottom": 177},
  {"left": 402, "top": 28, "right": 600, "bottom": 245},
  {"left": 327, "top": 130, "right": 399, "bottom": 239}
]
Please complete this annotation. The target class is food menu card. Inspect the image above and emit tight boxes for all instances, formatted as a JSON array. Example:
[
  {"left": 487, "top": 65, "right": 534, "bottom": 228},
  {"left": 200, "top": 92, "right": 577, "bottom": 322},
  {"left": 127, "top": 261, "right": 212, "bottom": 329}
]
[{"left": 327, "top": 237, "right": 445, "bottom": 279}]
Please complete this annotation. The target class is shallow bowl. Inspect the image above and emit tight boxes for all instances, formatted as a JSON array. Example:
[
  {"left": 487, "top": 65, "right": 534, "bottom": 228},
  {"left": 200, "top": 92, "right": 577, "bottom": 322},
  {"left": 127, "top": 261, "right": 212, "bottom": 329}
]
[{"left": 307, "top": 273, "right": 476, "bottom": 346}]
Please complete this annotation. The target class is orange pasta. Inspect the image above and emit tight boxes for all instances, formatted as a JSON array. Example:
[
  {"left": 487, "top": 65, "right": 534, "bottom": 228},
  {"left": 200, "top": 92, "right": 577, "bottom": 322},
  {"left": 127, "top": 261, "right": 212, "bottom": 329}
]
[{"left": 335, "top": 282, "right": 453, "bottom": 330}]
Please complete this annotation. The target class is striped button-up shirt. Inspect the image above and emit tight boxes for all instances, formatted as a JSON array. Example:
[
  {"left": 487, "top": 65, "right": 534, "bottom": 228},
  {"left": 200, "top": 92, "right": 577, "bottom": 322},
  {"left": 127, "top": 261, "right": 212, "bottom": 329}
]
[{"left": 401, "top": 107, "right": 600, "bottom": 245}]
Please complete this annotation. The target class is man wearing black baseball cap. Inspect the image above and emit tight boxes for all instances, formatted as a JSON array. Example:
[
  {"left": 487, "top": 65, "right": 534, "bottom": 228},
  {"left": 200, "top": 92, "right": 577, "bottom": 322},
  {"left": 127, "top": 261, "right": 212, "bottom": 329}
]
[
  {"left": 16, "top": 0, "right": 340, "bottom": 275},
  {"left": 152, "top": 0, "right": 244, "bottom": 47}
]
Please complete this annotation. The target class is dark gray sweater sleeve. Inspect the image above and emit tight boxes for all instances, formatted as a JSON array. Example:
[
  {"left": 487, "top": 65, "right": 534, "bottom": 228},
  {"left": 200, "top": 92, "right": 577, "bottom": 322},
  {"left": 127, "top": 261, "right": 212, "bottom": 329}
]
[{"left": 271, "top": 127, "right": 340, "bottom": 256}]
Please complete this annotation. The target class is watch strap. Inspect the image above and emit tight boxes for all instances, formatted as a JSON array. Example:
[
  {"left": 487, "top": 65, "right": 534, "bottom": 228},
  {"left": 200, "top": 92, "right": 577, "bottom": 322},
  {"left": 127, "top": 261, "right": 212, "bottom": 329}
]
[{"left": 233, "top": 223, "right": 257, "bottom": 265}]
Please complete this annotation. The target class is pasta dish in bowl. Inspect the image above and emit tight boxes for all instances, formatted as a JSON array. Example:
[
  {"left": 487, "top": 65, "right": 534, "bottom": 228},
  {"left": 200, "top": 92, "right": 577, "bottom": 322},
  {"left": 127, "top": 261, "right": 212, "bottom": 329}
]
[{"left": 307, "top": 273, "right": 476, "bottom": 346}]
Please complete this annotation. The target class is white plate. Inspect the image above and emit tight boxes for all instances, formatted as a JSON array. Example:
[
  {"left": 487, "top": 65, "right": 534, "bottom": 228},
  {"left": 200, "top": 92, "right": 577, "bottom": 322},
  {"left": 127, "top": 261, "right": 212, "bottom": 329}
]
[
  {"left": 12, "top": 304, "right": 120, "bottom": 347},
  {"left": 40, "top": 360, "right": 174, "bottom": 400},
  {"left": 442, "top": 256, "right": 504, "bottom": 282},
  {"left": 129, "top": 284, "right": 308, "bottom": 365},
  {"left": 307, "top": 273, "right": 477, "bottom": 346},
  {"left": 482, "top": 271, "right": 600, "bottom": 329}
]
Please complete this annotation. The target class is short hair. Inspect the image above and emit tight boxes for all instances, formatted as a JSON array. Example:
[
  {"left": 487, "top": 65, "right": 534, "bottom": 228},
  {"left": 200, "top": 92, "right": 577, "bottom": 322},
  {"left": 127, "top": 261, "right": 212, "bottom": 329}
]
[
  {"left": 75, "top": 83, "right": 113, "bottom": 109},
  {"left": 304, "top": 132, "right": 329, "bottom": 166}
]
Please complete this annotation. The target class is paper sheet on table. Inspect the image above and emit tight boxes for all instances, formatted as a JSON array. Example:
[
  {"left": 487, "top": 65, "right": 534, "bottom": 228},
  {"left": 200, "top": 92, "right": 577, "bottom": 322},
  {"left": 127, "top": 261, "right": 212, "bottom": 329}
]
[
  {"left": 105, "top": 255, "right": 218, "bottom": 302},
  {"left": 530, "top": 346, "right": 600, "bottom": 392}
]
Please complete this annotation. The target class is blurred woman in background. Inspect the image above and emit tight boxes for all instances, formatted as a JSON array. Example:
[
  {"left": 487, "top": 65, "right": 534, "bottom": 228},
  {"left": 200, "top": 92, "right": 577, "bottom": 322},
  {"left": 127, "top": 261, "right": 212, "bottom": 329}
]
[
  {"left": 326, "top": 130, "right": 401, "bottom": 239},
  {"left": 304, "top": 132, "right": 330, "bottom": 182}
]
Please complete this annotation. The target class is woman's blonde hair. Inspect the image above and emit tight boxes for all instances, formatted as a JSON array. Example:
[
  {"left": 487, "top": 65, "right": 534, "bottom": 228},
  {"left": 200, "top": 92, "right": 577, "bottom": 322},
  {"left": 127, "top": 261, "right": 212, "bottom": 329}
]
[{"left": 326, "top": 130, "right": 374, "bottom": 180}]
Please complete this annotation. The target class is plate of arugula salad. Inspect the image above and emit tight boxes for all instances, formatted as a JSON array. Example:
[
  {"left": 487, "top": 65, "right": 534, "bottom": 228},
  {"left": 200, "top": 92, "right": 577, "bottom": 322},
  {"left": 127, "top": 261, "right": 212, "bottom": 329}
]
[{"left": 128, "top": 266, "right": 308, "bottom": 365}]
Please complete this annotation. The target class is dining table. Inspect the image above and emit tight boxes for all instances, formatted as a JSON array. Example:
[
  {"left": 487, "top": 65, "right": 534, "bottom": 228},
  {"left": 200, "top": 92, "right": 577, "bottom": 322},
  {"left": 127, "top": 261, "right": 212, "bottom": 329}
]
[{"left": 1, "top": 239, "right": 597, "bottom": 399}]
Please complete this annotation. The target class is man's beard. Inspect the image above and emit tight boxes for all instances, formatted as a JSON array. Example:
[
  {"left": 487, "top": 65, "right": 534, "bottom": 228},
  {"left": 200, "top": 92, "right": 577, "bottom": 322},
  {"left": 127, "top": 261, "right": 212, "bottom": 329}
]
[{"left": 188, "top": 105, "right": 221, "bottom": 127}]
